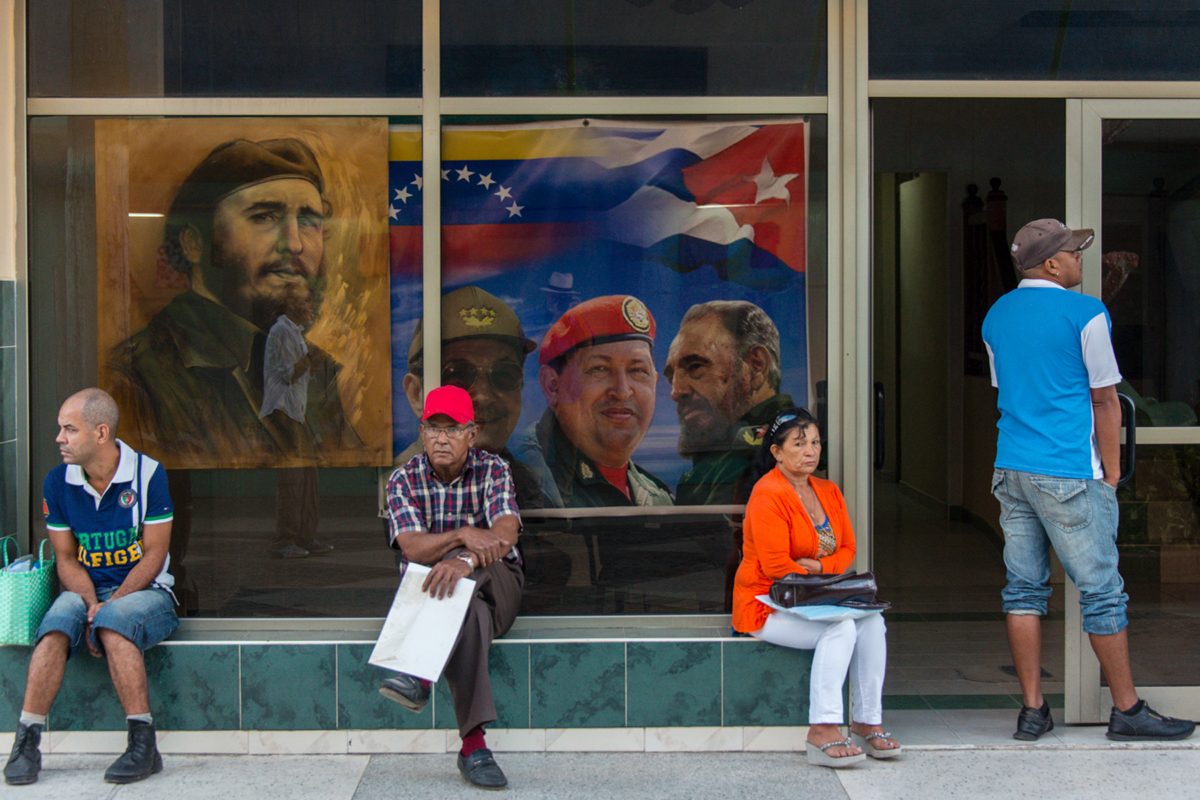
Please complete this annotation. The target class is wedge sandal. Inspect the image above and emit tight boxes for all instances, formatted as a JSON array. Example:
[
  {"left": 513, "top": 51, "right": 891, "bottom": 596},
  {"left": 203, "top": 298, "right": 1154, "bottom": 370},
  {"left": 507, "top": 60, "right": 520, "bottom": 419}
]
[{"left": 805, "top": 738, "right": 866, "bottom": 768}]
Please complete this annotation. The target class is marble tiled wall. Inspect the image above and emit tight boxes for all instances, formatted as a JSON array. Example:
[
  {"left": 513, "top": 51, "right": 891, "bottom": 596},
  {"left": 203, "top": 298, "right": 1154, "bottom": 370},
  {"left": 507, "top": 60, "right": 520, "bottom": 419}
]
[
  {"left": 0, "top": 639, "right": 813, "bottom": 734},
  {"left": 0, "top": 280, "right": 15, "bottom": 539}
]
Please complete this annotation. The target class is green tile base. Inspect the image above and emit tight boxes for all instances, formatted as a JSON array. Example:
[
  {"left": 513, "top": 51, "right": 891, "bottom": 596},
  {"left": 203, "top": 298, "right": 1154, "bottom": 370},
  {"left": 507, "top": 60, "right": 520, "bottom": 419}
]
[{"left": 0, "top": 638, "right": 1060, "bottom": 733}]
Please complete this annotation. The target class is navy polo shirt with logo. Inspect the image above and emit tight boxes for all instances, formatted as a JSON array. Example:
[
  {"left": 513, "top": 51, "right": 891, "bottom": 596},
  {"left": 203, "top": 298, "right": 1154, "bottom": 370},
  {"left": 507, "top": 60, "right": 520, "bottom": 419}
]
[{"left": 42, "top": 439, "right": 174, "bottom": 592}]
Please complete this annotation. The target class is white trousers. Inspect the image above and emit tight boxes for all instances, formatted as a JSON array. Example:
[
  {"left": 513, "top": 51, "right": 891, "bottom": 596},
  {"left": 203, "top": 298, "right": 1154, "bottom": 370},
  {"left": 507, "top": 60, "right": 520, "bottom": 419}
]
[{"left": 752, "top": 611, "right": 887, "bottom": 725}]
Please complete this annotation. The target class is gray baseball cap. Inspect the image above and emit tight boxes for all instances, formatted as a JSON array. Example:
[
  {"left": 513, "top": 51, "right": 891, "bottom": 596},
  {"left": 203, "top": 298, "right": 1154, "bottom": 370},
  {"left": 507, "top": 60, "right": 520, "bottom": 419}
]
[{"left": 1010, "top": 218, "right": 1095, "bottom": 271}]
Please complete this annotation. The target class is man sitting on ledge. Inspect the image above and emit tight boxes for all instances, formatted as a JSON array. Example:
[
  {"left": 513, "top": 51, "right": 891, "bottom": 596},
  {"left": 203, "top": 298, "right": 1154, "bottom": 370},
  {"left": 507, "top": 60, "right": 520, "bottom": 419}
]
[
  {"left": 380, "top": 385, "right": 523, "bottom": 790},
  {"left": 5, "top": 388, "right": 177, "bottom": 786}
]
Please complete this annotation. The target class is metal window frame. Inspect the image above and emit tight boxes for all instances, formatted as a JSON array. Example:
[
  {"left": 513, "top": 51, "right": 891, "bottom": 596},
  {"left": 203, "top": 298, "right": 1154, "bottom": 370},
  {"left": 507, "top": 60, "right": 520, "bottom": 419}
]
[{"left": 12, "top": 0, "right": 837, "bottom": 630}]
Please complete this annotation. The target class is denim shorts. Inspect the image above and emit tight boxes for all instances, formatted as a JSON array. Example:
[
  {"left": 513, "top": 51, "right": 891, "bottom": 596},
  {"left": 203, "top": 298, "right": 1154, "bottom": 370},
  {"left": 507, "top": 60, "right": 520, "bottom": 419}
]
[
  {"left": 991, "top": 469, "right": 1128, "bottom": 635},
  {"left": 35, "top": 587, "right": 179, "bottom": 656}
]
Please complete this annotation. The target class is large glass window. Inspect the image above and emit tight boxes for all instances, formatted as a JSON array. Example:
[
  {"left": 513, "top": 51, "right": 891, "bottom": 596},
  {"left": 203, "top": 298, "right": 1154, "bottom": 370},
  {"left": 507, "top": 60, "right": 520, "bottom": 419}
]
[
  {"left": 29, "top": 113, "right": 827, "bottom": 616},
  {"left": 29, "top": 1, "right": 422, "bottom": 97},
  {"left": 29, "top": 116, "right": 399, "bottom": 617},
  {"left": 870, "top": 2, "right": 1200, "bottom": 81},
  {"left": 394, "top": 116, "right": 828, "bottom": 613},
  {"left": 441, "top": 0, "right": 827, "bottom": 96}
]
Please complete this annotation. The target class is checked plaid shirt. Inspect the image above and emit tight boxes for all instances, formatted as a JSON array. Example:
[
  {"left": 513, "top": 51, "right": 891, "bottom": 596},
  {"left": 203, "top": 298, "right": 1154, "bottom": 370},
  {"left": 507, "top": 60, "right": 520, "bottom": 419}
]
[{"left": 384, "top": 448, "right": 522, "bottom": 572}]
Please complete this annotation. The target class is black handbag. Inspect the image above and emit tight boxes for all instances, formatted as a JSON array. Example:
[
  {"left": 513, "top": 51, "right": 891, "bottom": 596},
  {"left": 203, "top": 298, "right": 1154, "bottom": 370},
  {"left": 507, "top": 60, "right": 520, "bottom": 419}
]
[{"left": 769, "top": 570, "right": 890, "bottom": 611}]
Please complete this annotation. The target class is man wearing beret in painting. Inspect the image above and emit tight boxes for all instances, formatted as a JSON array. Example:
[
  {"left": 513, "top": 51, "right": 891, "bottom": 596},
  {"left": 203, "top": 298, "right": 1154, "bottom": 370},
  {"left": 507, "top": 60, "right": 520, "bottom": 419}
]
[
  {"left": 108, "top": 138, "right": 362, "bottom": 469},
  {"left": 511, "top": 294, "right": 673, "bottom": 509}
]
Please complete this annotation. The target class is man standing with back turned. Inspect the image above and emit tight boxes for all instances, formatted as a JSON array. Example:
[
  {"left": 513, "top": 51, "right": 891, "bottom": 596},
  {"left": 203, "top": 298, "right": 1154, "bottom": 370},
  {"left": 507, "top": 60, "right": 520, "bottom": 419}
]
[{"left": 983, "top": 218, "right": 1194, "bottom": 742}]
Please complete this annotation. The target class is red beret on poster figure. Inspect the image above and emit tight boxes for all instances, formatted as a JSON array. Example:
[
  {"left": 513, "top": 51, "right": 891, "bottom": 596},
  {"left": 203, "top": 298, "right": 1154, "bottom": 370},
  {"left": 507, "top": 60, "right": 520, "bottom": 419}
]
[{"left": 538, "top": 295, "right": 656, "bottom": 366}]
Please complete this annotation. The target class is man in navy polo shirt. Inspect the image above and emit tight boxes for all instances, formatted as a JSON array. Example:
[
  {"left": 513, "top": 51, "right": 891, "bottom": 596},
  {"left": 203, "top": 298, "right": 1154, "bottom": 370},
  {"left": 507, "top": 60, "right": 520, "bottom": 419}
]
[
  {"left": 983, "top": 219, "right": 1194, "bottom": 743},
  {"left": 4, "top": 388, "right": 178, "bottom": 787}
]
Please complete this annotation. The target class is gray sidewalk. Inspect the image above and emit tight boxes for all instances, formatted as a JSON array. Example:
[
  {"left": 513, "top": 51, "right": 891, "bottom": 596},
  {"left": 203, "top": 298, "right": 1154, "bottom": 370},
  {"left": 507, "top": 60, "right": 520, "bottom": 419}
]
[
  {"left": 11, "top": 746, "right": 1200, "bottom": 800},
  {"left": 9, "top": 709, "right": 1200, "bottom": 799}
]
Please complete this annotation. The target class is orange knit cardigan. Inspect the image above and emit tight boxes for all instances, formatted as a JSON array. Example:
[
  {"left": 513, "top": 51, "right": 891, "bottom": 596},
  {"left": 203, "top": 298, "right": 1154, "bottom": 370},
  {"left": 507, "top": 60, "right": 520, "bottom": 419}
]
[{"left": 731, "top": 467, "right": 857, "bottom": 633}]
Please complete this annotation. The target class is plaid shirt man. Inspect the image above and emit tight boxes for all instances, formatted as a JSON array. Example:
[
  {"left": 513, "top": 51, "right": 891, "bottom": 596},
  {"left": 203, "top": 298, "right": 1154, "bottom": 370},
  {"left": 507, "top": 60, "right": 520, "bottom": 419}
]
[{"left": 385, "top": 447, "right": 522, "bottom": 572}]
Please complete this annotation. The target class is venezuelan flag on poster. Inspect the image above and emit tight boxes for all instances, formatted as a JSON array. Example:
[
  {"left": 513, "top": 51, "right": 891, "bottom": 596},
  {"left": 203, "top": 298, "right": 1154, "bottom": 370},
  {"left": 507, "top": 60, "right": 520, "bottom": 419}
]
[
  {"left": 387, "top": 119, "right": 808, "bottom": 283},
  {"left": 387, "top": 120, "right": 810, "bottom": 463}
]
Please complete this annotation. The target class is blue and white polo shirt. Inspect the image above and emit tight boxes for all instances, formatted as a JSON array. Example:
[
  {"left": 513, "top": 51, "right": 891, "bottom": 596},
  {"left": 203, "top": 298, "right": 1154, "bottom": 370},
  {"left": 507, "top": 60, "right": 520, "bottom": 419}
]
[
  {"left": 982, "top": 279, "right": 1122, "bottom": 480},
  {"left": 43, "top": 439, "right": 174, "bottom": 592}
]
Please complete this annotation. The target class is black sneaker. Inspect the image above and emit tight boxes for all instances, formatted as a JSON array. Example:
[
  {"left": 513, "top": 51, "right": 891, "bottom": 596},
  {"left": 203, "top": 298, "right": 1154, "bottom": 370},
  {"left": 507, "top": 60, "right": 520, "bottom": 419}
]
[
  {"left": 379, "top": 673, "right": 431, "bottom": 713},
  {"left": 104, "top": 719, "right": 163, "bottom": 784},
  {"left": 1107, "top": 701, "right": 1195, "bottom": 741},
  {"left": 3, "top": 722, "right": 42, "bottom": 785},
  {"left": 1013, "top": 700, "right": 1054, "bottom": 741}
]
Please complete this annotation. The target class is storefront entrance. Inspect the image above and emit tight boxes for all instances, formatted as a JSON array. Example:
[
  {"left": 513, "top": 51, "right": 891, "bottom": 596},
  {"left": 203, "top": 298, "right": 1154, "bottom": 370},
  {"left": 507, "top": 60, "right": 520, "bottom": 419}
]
[{"left": 868, "top": 98, "right": 1200, "bottom": 720}]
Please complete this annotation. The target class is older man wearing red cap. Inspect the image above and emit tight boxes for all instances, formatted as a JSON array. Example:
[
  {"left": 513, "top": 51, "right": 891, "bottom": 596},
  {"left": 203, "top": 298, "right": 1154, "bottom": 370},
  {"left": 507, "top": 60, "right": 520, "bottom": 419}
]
[
  {"left": 380, "top": 385, "right": 523, "bottom": 789},
  {"left": 108, "top": 138, "right": 362, "bottom": 470},
  {"left": 511, "top": 294, "right": 672, "bottom": 508}
]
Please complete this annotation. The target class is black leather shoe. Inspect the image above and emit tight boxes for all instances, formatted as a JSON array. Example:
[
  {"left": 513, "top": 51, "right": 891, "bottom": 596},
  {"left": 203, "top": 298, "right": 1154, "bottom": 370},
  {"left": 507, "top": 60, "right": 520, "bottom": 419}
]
[
  {"left": 4, "top": 722, "right": 42, "bottom": 785},
  {"left": 379, "top": 673, "right": 430, "bottom": 712},
  {"left": 457, "top": 747, "right": 508, "bottom": 789},
  {"left": 1013, "top": 700, "right": 1054, "bottom": 741},
  {"left": 104, "top": 719, "right": 163, "bottom": 784},
  {"left": 1107, "top": 701, "right": 1195, "bottom": 741}
]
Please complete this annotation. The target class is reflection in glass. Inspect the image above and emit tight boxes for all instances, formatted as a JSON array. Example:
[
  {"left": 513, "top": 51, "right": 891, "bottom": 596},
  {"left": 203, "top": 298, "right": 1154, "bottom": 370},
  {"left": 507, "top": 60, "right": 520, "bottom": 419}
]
[
  {"left": 29, "top": 117, "right": 396, "bottom": 618},
  {"left": 1103, "top": 119, "right": 1200, "bottom": 427},
  {"left": 29, "top": 0, "right": 422, "bottom": 97},
  {"left": 871, "top": 2, "right": 1200, "bottom": 81},
  {"left": 389, "top": 119, "right": 818, "bottom": 511},
  {"left": 1119, "top": 445, "right": 1200, "bottom": 686},
  {"left": 442, "top": 0, "right": 826, "bottom": 96}
]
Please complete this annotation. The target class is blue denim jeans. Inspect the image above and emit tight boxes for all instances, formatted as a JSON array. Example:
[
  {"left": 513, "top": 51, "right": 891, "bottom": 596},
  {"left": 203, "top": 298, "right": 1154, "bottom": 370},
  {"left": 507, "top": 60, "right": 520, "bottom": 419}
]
[
  {"left": 35, "top": 587, "right": 179, "bottom": 656},
  {"left": 991, "top": 469, "right": 1129, "bottom": 636}
]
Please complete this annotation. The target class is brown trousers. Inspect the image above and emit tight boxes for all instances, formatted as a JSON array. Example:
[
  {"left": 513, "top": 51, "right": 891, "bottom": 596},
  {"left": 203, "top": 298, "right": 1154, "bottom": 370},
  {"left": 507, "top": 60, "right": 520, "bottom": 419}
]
[
  {"left": 444, "top": 558, "right": 524, "bottom": 738},
  {"left": 273, "top": 467, "right": 319, "bottom": 545}
]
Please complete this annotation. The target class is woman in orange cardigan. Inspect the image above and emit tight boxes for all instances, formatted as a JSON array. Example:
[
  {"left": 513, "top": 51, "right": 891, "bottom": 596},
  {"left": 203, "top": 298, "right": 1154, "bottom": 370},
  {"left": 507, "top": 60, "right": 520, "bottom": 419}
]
[{"left": 733, "top": 408, "right": 900, "bottom": 767}]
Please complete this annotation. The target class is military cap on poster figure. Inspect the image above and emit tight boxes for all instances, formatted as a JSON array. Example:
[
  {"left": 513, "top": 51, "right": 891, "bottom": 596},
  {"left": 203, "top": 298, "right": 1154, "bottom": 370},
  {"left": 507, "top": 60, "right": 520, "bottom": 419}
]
[{"left": 378, "top": 286, "right": 545, "bottom": 515}]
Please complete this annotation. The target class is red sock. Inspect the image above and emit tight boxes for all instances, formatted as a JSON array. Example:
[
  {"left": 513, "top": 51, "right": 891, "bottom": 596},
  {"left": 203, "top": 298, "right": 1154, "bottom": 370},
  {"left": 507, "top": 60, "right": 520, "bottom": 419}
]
[{"left": 460, "top": 726, "right": 486, "bottom": 756}]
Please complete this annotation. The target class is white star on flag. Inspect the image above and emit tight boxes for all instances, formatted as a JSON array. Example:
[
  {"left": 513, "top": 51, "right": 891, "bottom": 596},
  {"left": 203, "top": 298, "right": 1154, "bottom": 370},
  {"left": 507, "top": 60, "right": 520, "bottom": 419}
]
[
  {"left": 411, "top": 174, "right": 423, "bottom": 190},
  {"left": 506, "top": 202, "right": 524, "bottom": 218},
  {"left": 441, "top": 169, "right": 451, "bottom": 181},
  {"left": 393, "top": 187, "right": 412, "bottom": 203},
  {"left": 388, "top": 205, "right": 399, "bottom": 221},
  {"left": 477, "top": 172, "right": 495, "bottom": 189},
  {"left": 751, "top": 157, "right": 798, "bottom": 205},
  {"left": 456, "top": 165, "right": 475, "bottom": 182},
  {"left": 495, "top": 185, "right": 512, "bottom": 201}
]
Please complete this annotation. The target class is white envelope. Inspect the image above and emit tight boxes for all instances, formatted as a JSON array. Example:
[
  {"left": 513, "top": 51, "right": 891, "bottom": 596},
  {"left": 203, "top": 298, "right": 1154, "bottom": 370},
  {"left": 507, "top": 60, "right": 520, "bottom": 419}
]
[{"left": 369, "top": 563, "right": 476, "bottom": 682}]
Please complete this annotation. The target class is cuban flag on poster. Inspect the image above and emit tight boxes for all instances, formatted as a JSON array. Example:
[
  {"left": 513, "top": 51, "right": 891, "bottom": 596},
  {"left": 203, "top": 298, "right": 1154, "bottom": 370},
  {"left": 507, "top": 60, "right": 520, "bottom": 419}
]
[{"left": 387, "top": 119, "right": 810, "bottom": 473}]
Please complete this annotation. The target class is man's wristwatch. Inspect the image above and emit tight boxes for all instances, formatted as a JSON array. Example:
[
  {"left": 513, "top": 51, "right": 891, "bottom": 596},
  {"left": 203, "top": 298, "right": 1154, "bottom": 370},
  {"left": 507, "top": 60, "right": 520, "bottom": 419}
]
[{"left": 456, "top": 553, "right": 476, "bottom": 570}]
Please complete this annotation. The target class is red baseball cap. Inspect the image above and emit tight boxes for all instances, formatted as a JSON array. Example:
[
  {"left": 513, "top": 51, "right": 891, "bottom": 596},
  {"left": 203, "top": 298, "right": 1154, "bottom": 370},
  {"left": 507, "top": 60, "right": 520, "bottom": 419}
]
[{"left": 421, "top": 385, "right": 475, "bottom": 424}]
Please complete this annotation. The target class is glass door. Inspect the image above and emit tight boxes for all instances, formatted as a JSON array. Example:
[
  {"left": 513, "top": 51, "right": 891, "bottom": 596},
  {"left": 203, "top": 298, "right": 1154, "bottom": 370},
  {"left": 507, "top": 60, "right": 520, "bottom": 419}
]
[{"left": 1069, "top": 99, "right": 1200, "bottom": 721}]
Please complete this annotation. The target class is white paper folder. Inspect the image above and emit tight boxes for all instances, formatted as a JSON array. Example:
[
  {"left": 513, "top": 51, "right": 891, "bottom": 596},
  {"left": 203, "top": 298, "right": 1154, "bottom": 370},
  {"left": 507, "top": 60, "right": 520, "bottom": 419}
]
[{"left": 368, "top": 563, "right": 475, "bottom": 682}]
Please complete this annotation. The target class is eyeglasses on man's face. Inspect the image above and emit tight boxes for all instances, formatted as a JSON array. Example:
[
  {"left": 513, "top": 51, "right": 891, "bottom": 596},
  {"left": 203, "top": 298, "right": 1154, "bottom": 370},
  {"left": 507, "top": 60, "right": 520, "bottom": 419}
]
[
  {"left": 441, "top": 359, "right": 524, "bottom": 393},
  {"left": 420, "top": 423, "right": 474, "bottom": 441}
]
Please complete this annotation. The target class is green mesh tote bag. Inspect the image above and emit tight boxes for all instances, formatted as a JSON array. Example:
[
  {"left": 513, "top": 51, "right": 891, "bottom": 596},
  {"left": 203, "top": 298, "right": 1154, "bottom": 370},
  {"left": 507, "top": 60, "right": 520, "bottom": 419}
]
[{"left": 0, "top": 536, "right": 56, "bottom": 646}]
